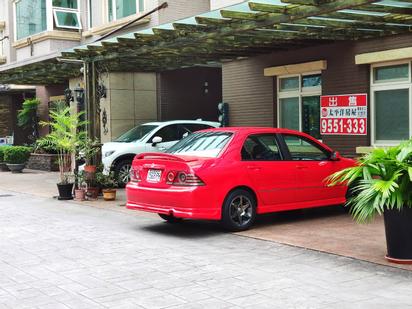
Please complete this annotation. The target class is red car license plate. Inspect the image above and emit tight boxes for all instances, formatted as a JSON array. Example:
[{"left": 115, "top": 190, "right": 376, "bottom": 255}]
[{"left": 147, "top": 169, "right": 162, "bottom": 183}]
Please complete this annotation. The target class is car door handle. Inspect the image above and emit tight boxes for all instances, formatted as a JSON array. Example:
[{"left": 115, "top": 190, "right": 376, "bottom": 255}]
[
  {"left": 296, "top": 165, "right": 308, "bottom": 170},
  {"left": 247, "top": 166, "right": 261, "bottom": 171},
  {"left": 158, "top": 147, "right": 166, "bottom": 151}
]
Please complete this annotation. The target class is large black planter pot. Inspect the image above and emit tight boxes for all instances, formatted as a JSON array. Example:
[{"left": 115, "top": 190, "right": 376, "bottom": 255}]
[
  {"left": 6, "top": 163, "right": 25, "bottom": 173},
  {"left": 383, "top": 207, "right": 412, "bottom": 263},
  {"left": 0, "top": 162, "right": 9, "bottom": 171},
  {"left": 57, "top": 183, "right": 74, "bottom": 200}
]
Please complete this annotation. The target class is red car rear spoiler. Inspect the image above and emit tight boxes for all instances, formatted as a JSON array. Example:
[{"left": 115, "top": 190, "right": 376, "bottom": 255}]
[{"left": 135, "top": 152, "right": 186, "bottom": 162}]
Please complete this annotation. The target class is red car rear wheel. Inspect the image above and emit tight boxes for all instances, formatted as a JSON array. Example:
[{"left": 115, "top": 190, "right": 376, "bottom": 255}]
[{"left": 222, "top": 189, "right": 256, "bottom": 232}]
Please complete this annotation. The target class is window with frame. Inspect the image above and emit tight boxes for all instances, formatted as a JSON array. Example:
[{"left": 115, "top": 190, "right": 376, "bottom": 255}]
[
  {"left": 371, "top": 61, "right": 411, "bottom": 145},
  {"left": 14, "top": 0, "right": 81, "bottom": 41},
  {"left": 108, "top": 0, "right": 144, "bottom": 22},
  {"left": 15, "top": 0, "right": 47, "bottom": 40},
  {"left": 52, "top": 0, "right": 81, "bottom": 30},
  {"left": 278, "top": 73, "right": 322, "bottom": 139}
]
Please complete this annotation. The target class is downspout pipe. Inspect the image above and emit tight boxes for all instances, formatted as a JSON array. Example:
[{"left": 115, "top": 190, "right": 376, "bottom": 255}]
[{"left": 95, "top": 2, "right": 168, "bottom": 42}]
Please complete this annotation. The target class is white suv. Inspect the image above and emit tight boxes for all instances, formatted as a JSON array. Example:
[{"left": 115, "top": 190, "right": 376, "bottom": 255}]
[{"left": 102, "top": 120, "right": 220, "bottom": 186}]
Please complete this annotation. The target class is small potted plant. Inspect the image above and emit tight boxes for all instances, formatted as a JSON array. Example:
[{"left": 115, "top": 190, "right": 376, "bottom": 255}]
[
  {"left": 4, "top": 146, "right": 32, "bottom": 173},
  {"left": 96, "top": 171, "right": 118, "bottom": 201},
  {"left": 327, "top": 139, "right": 412, "bottom": 263},
  {"left": 79, "top": 137, "right": 101, "bottom": 174},
  {"left": 0, "top": 146, "right": 10, "bottom": 171},
  {"left": 74, "top": 171, "right": 86, "bottom": 201}
]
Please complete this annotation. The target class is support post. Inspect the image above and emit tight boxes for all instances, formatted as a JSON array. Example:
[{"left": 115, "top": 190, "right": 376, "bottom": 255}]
[{"left": 84, "top": 61, "right": 101, "bottom": 141}]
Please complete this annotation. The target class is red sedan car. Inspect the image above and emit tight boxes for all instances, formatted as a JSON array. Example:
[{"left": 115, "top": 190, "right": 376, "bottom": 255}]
[{"left": 126, "top": 128, "right": 355, "bottom": 231}]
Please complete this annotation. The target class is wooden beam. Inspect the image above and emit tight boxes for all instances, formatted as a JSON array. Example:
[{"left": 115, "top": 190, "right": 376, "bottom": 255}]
[
  {"left": 355, "top": 46, "right": 412, "bottom": 64},
  {"left": 83, "top": 0, "right": 378, "bottom": 64},
  {"left": 264, "top": 60, "right": 327, "bottom": 76}
]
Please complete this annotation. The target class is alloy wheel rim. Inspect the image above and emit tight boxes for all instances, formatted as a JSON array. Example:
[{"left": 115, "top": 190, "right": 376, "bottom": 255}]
[
  {"left": 119, "top": 164, "right": 131, "bottom": 184},
  {"left": 229, "top": 195, "right": 253, "bottom": 226}
]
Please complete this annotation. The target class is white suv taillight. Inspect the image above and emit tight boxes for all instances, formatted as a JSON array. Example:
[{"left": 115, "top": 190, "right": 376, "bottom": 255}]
[
  {"left": 129, "top": 168, "right": 141, "bottom": 183},
  {"left": 166, "top": 171, "right": 204, "bottom": 186}
]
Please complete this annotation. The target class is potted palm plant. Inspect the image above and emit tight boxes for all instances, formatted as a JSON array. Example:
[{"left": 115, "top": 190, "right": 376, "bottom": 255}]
[
  {"left": 37, "top": 104, "right": 86, "bottom": 200},
  {"left": 328, "top": 140, "right": 412, "bottom": 263}
]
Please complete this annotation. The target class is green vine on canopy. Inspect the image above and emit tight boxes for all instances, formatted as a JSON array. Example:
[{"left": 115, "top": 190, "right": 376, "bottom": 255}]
[{"left": 327, "top": 141, "right": 412, "bottom": 223}]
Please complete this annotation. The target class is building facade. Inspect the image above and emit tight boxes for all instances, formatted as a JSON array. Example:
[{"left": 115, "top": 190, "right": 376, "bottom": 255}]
[
  {"left": 223, "top": 33, "right": 412, "bottom": 156},
  {"left": 2, "top": 0, "right": 410, "bottom": 156},
  {"left": 0, "top": 0, "right": 231, "bottom": 143}
]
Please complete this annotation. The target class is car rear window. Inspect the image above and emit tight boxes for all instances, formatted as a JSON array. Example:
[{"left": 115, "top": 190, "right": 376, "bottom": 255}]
[{"left": 166, "top": 132, "right": 232, "bottom": 158}]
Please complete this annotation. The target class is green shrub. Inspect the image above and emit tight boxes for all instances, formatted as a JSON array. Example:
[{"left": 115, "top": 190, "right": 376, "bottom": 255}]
[
  {"left": 0, "top": 146, "right": 10, "bottom": 162},
  {"left": 4, "top": 146, "right": 33, "bottom": 164},
  {"left": 17, "top": 98, "right": 40, "bottom": 128},
  {"left": 34, "top": 139, "right": 58, "bottom": 154}
]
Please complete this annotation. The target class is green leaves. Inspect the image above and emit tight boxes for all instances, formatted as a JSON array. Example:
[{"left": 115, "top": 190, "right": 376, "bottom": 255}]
[
  {"left": 37, "top": 102, "right": 88, "bottom": 184},
  {"left": 17, "top": 98, "right": 40, "bottom": 129},
  {"left": 328, "top": 141, "right": 412, "bottom": 223}
]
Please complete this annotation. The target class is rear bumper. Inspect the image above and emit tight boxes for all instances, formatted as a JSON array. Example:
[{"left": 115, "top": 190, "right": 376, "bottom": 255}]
[{"left": 126, "top": 183, "right": 221, "bottom": 220}]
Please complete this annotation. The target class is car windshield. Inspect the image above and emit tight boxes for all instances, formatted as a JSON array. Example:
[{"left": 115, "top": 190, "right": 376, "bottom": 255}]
[
  {"left": 114, "top": 125, "right": 158, "bottom": 143},
  {"left": 166, "top": 131, "right": 233, "bottom": 158}
]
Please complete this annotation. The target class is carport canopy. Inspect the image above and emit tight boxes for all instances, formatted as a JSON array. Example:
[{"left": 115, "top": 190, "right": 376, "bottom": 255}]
[{"left": 1, "top": 0, "right": 412, "bottom": 84}]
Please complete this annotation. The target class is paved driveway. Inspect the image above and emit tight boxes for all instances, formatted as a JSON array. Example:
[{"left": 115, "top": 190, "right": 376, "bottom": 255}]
[{"left": 1, "top": 190, "right": 412, "bottom": 309}]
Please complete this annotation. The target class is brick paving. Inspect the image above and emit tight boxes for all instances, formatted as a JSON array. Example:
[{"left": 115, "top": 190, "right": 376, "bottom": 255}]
[{"left": 1, "top": 189, "right": 412, "bottom": 309}]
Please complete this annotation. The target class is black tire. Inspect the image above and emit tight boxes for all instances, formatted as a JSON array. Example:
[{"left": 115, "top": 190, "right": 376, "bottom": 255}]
[
  {"left": 158, "top": 213, "right": 183, "bottom": 223},
  {"left": 221, "top": 189, "right": 256, "bottom": 232},
  {"left": 114, "top": 159, "right": 133, "bottom": 188}
]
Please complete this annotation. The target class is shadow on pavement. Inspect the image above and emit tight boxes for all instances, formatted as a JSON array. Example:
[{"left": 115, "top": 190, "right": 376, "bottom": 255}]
[
  {"left": 139, "top": 206, "right": 347, "bottom": 239},
  {"left": 139, "top": 219, "right": 224, "bottom": 238},
  {"left": 254, "top": 205, "right": 347, "bottom": 228}
]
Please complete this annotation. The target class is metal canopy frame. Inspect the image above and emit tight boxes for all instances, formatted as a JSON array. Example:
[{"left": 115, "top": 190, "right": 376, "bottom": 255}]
[{"left": 1, "top": 0, "right": 412, "bottom": 84}]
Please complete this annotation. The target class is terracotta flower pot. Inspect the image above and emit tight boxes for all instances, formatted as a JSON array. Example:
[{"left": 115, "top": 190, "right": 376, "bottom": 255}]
[
  {"left": 102, "top": 189, "right": 116, "bottom": 201},
  {"left": 74, "top": 189, "right": 86, "bottom": 201},
  {"left": 86, "top": 187, "right": 99, "bottom": 200},
  {"left": 84, "top": 165, "right": 97, "bottom": 173}
]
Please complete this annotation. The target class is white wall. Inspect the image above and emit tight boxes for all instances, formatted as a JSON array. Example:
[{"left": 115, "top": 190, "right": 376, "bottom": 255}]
[{"left": 210, "top": 0, "right": 244, "bottom": 10}]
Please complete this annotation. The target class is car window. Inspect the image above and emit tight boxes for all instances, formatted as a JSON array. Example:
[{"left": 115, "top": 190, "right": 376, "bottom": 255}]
[
  {"left": 283, "top": 134, "right": 329, "bottom": 161},
  {"left": 114, "top": 125, "right": 158, "bottom": 142},
  {"left": 152, "top": 125, "right": 180, "bottom": 143},
  {"left": 178, "top": 124, "right": 213, "bottom": 139},
  {"left": 167, "top": 132, "right": 232, "bottom": 158},
  {"left": 241, "top": 134, "right": 282, "bottom": 161}
]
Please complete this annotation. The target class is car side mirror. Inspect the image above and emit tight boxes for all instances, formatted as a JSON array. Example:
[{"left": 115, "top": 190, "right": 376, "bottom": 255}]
[
  {"left": 330, "top": 151, "right": 340, "bottom": 161},
  {"left": 152, "top": 136, "right": 163, "bottom": 146},
  {"left": 182, "top": 132, "right": 189, "bottom": 138}
]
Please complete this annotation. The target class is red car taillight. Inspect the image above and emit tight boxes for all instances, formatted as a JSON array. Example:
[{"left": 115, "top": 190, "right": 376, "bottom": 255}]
[
  {"left": 166, "top": 171, "right": 204, "bottom": 186},
  {"left": 129, "top": 168, "right": 141, "bottom": 183}
]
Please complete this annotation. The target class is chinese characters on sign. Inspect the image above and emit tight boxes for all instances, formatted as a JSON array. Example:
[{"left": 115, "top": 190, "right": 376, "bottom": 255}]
[{"left": 320, "top": 94, "right": 367, "bottom": 135}]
